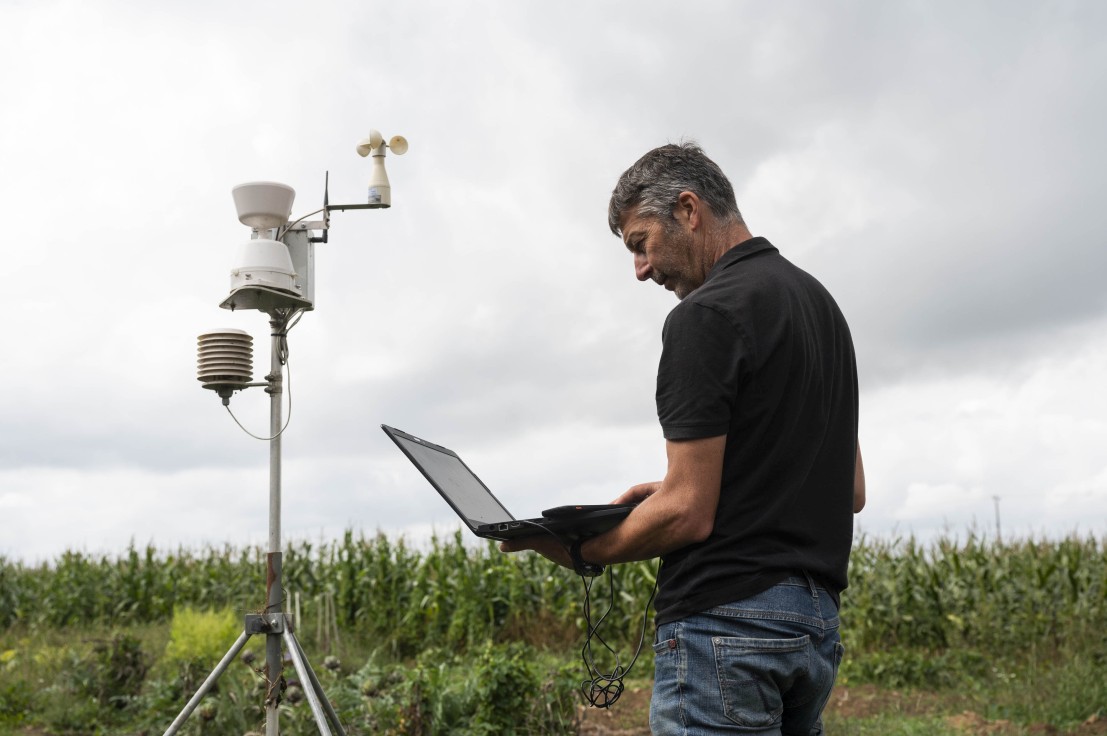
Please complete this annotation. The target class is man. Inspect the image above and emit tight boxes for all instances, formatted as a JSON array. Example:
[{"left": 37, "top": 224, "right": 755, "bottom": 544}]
[{"left": 502, "top": 142, "right": 864, "bottom": 735}]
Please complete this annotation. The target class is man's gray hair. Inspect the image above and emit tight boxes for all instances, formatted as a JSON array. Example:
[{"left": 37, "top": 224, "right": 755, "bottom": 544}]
[{"left": 607, "top": 141, "right": 742, "bottom": 236}]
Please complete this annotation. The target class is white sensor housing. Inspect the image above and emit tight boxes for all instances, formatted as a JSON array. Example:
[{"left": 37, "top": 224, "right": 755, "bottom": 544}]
[
  {"left": 225, "top": 182, "right": 305, "bottom": 305},
  {"left": 230, "top": 238, "right": 300, "bottom": 295},
  {"left": 197, "top": 329, "right": 254, "bottom": 392}
]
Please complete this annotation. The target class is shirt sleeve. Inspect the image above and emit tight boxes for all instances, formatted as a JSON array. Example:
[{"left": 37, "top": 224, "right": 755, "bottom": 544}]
[{"left": 656, "top": 302, "right": 747, "bottom": 441}]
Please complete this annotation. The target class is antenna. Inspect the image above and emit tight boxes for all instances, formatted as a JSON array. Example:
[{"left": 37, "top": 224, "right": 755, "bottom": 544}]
[{"left": 312, "top": 172, "right": 330, "bottom": 244}]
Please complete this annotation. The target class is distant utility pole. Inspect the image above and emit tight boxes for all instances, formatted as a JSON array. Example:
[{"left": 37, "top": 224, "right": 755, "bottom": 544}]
[{"left": 992, "top": 495, "right": 1002, "bottom": 544}]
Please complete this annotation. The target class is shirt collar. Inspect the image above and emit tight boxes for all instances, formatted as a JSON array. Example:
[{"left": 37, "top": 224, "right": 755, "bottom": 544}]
[{"left": 707, "top": 236, "right": 777, "bottom": 279}]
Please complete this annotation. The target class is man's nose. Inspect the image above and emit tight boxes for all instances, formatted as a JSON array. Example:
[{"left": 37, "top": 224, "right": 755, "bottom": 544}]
[{"left": 634, "top": 252, "right": 652, "bottom": 281}]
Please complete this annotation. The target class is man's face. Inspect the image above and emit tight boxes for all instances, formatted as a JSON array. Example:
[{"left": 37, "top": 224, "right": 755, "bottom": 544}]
[{"left": 619, "top": 209, "right": 701, "bottom": 299}]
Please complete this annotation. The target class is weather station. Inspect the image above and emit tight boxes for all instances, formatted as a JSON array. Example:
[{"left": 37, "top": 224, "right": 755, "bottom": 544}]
[{"left": 169, "top": 130, "right": 408, "bottom": 736}]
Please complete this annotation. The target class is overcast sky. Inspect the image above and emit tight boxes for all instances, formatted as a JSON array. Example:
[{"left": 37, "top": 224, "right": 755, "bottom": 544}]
[{"left": 2, "top": 0, "right": 1105, "bottom": 564}]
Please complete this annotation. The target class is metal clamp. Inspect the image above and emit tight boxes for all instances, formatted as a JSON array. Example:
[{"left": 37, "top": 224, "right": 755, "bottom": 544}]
[{"left": 244, "top": 613, "right": 289, "bottom": 635}]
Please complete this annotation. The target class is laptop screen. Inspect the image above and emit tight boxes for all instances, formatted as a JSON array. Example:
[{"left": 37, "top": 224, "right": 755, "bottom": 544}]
[{"left": 388, "top": 430, "right": 515, "bottom": 527}]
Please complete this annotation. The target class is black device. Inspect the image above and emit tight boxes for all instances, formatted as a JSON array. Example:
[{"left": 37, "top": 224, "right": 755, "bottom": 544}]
[
  {"left": 382, "top": 423, "right": 654, "bottom": 708},
  {"left": 380, "top": 424, "right": 635, "bottom": 543}
]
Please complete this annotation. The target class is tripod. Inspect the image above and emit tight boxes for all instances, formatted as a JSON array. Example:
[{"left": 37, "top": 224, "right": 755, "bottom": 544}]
[{"left": 167, "top": 313, "right": 345, "bottom": 736}]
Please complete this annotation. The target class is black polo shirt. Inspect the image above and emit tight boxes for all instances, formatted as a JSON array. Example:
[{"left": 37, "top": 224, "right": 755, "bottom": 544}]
[{"left": 653, "top": 237, "right": 858, "bottom": 624}]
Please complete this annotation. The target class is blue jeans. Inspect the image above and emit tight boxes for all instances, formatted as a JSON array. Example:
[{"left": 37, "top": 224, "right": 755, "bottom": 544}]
[{"left": 650, "top": 575, "right": 844, "bottom": 735}]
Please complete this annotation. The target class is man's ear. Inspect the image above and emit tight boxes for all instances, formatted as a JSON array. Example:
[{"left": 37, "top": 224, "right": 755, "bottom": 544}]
[{"left": 675, "top": 191, "right": 702, "bottom": 230}]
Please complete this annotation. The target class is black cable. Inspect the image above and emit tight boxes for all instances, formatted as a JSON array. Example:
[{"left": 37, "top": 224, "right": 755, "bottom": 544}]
[
  {"left": 578, "top": 565, "right": 658, "bottom": 708},
  {"left": 513, "top": 521, "right": 659, "bottom": 709},
  {"left": 225, "top": 308, "right": 302, "bottom": 441}
]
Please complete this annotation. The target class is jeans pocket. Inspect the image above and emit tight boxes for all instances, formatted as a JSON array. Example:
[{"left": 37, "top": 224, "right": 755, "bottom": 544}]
[
  {"left": 651, "top": 632, "right": 684, "bottom": 736},
  {"left": 712, "top": 634, "right": 809, "bottom": 728},
  {"left": 653, "top": 638, "right": 677, "bottom": 656}
]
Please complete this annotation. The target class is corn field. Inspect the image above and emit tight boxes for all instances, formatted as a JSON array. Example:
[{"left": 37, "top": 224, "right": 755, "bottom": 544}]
[
  {"left": 844, "top": 532, "right": 1107, "bottom": 654},
  {"left": 2, "top": 530, "right": 1107, "bottom": 734},
  {"left": 2, "top": 529, "right": 1104, "bottom": 659},
  {"left": 0, "top": 531, "right": 658, "bottom": 654}
]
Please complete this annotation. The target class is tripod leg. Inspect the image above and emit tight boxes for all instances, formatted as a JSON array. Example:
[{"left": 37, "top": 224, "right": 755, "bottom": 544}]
[
  {"left": 163, "top": 630, "right": 252, "bottom": 736},
  {"left": 285, "top": 630, "right": 348, "bottom": 736},
  {"left": 282, "top": 628, "right": 335, "bottom": 736}
]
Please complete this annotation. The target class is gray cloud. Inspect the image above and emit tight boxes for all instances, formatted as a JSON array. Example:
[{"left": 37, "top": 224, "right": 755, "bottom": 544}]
[{"left": 2, "top": 0, "right": 1105, "bottom": 560}]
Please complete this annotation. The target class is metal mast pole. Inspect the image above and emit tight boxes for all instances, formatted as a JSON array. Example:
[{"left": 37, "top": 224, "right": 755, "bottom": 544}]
[{"left": 265, "top": 316, "right": 284, "bottom": 736}]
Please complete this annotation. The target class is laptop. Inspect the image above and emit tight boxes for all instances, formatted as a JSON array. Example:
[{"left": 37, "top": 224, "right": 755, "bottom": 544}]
[{"left": 381, "top": 424, "right": 635, "bottom": 543}]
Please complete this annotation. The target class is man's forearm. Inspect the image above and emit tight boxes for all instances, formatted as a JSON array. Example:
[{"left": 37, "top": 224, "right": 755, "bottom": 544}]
[
  {"left": 583, "top": 435, "right": 726, "bottom": 565},
  {"left": 582, "top": 489, "right": 710, "bottom": 564}
]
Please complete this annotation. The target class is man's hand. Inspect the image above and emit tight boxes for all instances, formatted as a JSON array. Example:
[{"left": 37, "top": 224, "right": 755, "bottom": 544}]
[
  {"left": 498, "top": 481, "right": 662, "bottom": 569},
  {"left": 498, "top": 534, "right": 572, "bottom": 569},
  {"left": 612, "top": 481, "right": 662, "bottom": 505}
]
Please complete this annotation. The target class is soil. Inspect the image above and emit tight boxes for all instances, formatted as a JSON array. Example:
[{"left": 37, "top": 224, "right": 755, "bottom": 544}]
[
  {"left": 576, "top": 684, "right": 1107, "bottom": 736},
  {"left": 14, "top": 685, "right": 1106, "bottom": 736},
  {"left": 577, "top": 684, "right": 653, "bottom": 736}
]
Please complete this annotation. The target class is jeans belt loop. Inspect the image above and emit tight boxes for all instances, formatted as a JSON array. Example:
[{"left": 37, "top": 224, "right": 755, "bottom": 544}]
[{"left": 802, "top": 569, "right": 819, "bottom": 600}]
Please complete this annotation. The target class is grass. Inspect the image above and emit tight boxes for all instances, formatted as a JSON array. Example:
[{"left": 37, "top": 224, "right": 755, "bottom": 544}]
[{"left": 824, "top": 712, "right": 972, "bottom": 736}]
